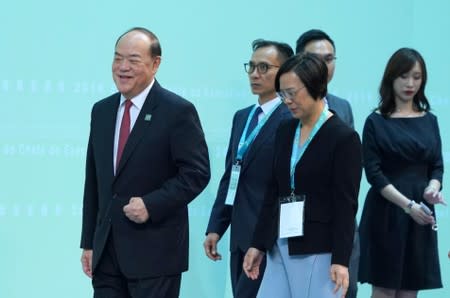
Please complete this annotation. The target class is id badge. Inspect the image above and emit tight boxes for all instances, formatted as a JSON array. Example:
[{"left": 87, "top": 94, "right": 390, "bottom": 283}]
[
  {"left": 279, "top": 194, "right": 305, "bottom": 238},
  {"left": 225, "top": 163, "right": 241, "bottom": 205}
]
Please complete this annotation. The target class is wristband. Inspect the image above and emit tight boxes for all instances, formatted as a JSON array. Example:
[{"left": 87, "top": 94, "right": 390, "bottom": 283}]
[{"left": 404, "top": 200, "right": 416, "bottom": 214}]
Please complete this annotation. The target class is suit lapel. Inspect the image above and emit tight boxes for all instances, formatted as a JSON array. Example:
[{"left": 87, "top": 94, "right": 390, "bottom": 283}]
[
  {"left": 277, "top": 118, "right": 297, "bottom": 192},
  {"left": 242, "top": 104, "right": 289, "bottom": 171},
  {"left": 114, "top": 81, "right": 161, "bottom": 178},
  {"left": 230, "top": 106, "right": 253, "bottom": 161},
  {"left": 102, "top": 94, "right": 121, "bottom": 180}
]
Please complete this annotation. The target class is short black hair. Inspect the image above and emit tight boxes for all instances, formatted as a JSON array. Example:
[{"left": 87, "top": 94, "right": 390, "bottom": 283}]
[
  {"left": 115, "top": 27, "right": 162, "bottom": 57},
  {"left": 275, "top": 53, "right": 328, "bottom": 100},
  {"left": 378, "top": 48, "right": 430, "bottom": 116},
  {"left": 295, "top": 29, "right": 335, "bottom": 54},
  {"left": 252, "top": 39, "right": 294, "bottom": 64}
]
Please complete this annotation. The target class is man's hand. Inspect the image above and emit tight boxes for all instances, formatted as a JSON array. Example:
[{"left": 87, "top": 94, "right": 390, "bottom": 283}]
[
  {"left": 203, "top": 233, "right": 222, "bottom": 261},
  {"left": 330, "top": 264, "right": 349, "bottom": 298},
  {"left": 243, "top": 247, "right": 264, "bottom": 280},
  {"left": 123, "top": 197, "right": 149, "bottom": 223},
  {"left": 81, "top": 249, "right": 93, "bottom": 278}
]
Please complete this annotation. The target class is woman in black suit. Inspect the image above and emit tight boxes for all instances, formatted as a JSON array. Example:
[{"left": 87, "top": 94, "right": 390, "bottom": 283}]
[{"left": 243, "top": 53, "right": 362, "bottom": 298}]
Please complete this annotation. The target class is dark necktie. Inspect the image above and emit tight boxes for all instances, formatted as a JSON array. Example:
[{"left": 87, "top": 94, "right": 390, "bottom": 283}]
[
  {"left": 116, "top": 100, "right": 133, "bottom": 167},
  {"left": 246, "top": 106, "right": 262, "bottom": 138}
]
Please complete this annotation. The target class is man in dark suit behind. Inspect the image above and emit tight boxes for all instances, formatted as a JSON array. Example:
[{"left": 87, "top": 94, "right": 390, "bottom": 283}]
[
  {"left": 296, "top": 29, "right": 359, "bottom": 298},
  {"left": 296, "top": 29, "right": 354, "bottom": 128},
  {"left": 80, "top": 27, "right": 210, "bottom": 298},
  {"left": 203, "top": 40, "right": 293, "bottom": 298}
]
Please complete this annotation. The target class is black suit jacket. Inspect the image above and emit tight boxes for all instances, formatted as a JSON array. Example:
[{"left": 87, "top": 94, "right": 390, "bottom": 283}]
[
  {"left": 206, "top": 103, "right": 291, "bottom": 252},
  {"left": 80, "top": 81, "right": 210, "bottom": 278},
  {"left": 252, "top": 115, "right": 362, "bottom": 266}
]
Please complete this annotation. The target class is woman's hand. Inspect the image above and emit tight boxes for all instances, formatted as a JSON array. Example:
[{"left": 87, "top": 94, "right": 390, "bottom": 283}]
[
  {"left": 423, "top": 186, "right": 447, "bottom": 206},
  {"left": 409, "top": 202, "right": 435, "bottom": 226},
  {"left": 243, "top": 247, "right": 265, "bottom": 280},
  {"left": 330, "top": 264, "right": 349, "bottom": 298}
]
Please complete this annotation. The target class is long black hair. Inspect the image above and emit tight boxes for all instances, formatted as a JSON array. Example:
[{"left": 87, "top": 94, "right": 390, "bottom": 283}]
[{"left": 378, "top": 48, "right": 430, "bottom": 116}]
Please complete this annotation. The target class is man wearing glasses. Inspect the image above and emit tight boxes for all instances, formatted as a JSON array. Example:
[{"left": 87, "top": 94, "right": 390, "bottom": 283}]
[
  {"left": 296, "top": 29, "right": 358, "bottom": 298},
  {"left": 204, "top": 39, "right": 293, "bottom": 297},
  {"left": 296, "top": 29, "right": 354, "bottom": 127}
]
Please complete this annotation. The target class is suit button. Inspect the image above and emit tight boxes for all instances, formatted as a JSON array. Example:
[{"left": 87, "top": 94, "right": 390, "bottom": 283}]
[{"left": 113, "top": 194, "right": 118, "bottom": 199}]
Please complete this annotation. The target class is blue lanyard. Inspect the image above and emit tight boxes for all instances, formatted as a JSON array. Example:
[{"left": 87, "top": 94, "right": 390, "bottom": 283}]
[
  {"left": 236, "top": 101, "right": 282, "bottom": 161},
  {"left": 290, "top": 106, "right": 329, "bottom": 192}
]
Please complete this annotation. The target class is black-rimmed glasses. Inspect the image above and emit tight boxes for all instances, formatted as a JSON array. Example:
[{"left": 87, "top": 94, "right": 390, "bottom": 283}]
[{"left": 244, "top": 62, "right": 280, "bottom": 74}]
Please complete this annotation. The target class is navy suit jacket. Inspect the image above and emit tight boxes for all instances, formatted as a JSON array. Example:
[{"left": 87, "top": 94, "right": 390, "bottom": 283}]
[
  {"left": 206, "top": 103, "right": 291, "bottom": 252},
  {"left": 327, "top": 93, "right": 354, "bottom": 128},
  {"left": 80, "top": 81, "right": 210, "bottom": 278}
]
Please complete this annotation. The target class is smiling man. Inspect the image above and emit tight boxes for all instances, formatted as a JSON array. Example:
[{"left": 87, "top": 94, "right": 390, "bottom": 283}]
[{"left": 80, "top": 27, "right": 210, "bottom": 298}]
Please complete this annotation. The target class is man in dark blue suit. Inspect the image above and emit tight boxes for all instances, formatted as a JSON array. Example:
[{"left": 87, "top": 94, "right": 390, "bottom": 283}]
[
  {"left": 204, "top": 40, "right": 293, "bottom": 298},
  {"left": 80, "top": 27, "right": 210, "bottom": 298},
  {"left": 296, "top": 29, "right": 359, "bottom": 298}
]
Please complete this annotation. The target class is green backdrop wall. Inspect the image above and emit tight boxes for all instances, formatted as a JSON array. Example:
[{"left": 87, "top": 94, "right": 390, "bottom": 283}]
[{"left": 1, "top": 0, "right": 449, "bottom": 297}]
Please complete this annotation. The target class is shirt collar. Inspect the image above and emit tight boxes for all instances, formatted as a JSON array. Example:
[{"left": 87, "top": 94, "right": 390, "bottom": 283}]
[
  {"left": 259, "top": 96, "right": 281, "bottom": 115},
  {"left": 119, "top": 79, "right": 155, "bottom": 110},
  {"left": 323, "top": 96, "right": 329, "bottom": 109}
]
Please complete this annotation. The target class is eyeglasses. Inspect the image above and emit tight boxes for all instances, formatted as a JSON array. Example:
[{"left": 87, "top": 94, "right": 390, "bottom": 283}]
[
  {"left": 244, "top": 62, "right": 280, "bottom": 74},
  {"left": 317, "top": 54, "right": 336, "bottom": 64},
  {"left": 277, "top": 86, "right": 305, "bottom": 102}
]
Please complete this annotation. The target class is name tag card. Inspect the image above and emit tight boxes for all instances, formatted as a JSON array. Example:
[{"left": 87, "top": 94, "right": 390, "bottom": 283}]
[
  {"left": 225, "top": 163, "right": 241, "bottom": 205},
  {"left": 279, "top": 195, "right": 305, "bottom": 238}
]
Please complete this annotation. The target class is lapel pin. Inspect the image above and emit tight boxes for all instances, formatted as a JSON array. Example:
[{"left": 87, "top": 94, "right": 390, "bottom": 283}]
[{"left": 144, "top": 114, "right": 152, "bottom": 121}]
